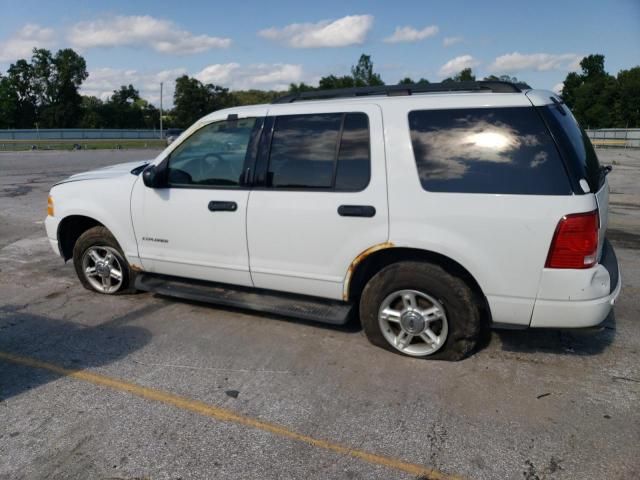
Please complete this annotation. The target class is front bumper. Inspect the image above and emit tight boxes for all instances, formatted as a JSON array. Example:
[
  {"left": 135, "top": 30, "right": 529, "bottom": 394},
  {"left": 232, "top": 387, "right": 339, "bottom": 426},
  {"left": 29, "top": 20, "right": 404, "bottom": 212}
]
[
  {"left": 44, "top": 215, "right": 61, "bottom": 257},
  {"left": 530, "top": 239, "right": 621, "bottom": 328}
]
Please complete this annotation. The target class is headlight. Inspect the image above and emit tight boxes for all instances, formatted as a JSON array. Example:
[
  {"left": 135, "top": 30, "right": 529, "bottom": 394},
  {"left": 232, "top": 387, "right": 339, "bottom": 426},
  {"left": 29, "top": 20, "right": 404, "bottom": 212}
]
[{"left": 47, "top": 195, "right": 54, "bottom": 216}]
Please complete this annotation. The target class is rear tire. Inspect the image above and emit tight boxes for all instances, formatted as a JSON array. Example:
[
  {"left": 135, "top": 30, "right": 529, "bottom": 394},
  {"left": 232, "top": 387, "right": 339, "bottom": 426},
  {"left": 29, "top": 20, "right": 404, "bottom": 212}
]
[
  {"left": 359, "top": 261, "right": 480, "bottom": 360},
  {"left": 72, "top": 226, "right": 135, "bottom": 295}
]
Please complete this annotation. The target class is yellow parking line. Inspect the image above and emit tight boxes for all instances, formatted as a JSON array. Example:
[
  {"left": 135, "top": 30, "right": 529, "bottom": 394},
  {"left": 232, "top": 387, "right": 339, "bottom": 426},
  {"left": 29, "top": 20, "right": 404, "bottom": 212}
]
[{"left": 0, "top": 350, "right": 462, "bottom": 480}]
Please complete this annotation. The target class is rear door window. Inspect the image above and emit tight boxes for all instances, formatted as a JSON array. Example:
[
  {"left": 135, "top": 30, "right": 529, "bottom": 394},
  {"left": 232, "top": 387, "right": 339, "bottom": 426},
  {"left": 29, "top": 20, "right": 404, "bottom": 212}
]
[
  {"left": 268, "top": 113, "right": 340, "bottom": 188},
  {"left": 265, "top": 112, "right": 370, "bottom": 190},
  {"left": 408, "top": 107, "right": 572, "bottom": 195}
]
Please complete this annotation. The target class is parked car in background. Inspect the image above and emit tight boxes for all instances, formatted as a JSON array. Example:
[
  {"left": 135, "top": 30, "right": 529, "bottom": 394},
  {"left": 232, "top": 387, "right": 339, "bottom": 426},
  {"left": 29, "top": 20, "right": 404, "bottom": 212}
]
[
  {"left": 45, "top": 81, "right": 620, "bottom": 360},
  {"left": 165, "top": 128, "right": 184, "bottom": 145}
]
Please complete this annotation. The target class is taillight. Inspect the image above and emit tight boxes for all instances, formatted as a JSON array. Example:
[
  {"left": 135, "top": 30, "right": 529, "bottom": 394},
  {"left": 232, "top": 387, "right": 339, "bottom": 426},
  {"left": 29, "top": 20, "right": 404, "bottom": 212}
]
[{"left": 546, "top": 210, "right": 599, "bottom": 269}]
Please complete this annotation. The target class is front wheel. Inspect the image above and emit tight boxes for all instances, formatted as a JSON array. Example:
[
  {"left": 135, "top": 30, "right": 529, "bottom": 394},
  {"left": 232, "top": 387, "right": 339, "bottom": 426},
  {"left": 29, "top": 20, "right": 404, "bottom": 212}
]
[
  {"left": 359, "top": 261, "right": 481, "bottom": 360},
  {"left": 72, "top": 226, "right": 134, "bottom": 294}
]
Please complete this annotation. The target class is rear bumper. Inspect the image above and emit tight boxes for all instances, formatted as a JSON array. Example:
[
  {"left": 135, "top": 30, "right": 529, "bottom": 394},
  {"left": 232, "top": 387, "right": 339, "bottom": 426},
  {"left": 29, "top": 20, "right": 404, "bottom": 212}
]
[{"left": 530, "top": 239, "right": 621, "bottom": 328}]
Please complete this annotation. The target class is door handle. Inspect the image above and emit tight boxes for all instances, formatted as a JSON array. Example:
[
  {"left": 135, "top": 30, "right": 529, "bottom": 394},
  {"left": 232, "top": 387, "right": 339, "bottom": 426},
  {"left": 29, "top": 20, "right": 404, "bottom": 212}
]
[
  {"left": 337, "top": 205, "right": 376, "bottom": 217},
  {"left": 208, "top": 201, "right": 237, "bottom": 212}
]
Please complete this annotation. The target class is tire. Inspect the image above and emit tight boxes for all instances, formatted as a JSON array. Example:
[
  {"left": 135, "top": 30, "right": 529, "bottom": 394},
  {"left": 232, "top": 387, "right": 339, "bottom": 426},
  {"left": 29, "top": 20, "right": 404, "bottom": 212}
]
[
  {"left": 72, "top": 226, "right": 135, "bottom": 295},
  {"left": 359, "top": 261, "right": 480, "bottom": 360}
]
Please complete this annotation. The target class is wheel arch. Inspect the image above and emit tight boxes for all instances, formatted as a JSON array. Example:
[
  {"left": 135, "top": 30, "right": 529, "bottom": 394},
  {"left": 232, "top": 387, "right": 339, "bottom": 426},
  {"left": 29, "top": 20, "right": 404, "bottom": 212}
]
[
  {"left": 57, "top": 215, "right": 105, "bottom": 261},
  {"left": 345, "top": 246, "right": 491, "bottom": 322}
]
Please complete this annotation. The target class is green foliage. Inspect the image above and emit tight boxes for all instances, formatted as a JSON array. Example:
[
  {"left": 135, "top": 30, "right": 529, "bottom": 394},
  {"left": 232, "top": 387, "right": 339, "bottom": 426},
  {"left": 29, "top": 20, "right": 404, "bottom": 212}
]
[
  {"left": 6, "top": 58, "right": 37, "bottom": 127},
  {"left": 614, "top": 67, "right": 640, "bottom": 128},
  {"left": 0, "top": 75, "right": 18, "bottom": 128},
  {"left": 297, "top": 53, "right": 386, "bottom": 92},
  {"left": 398, "top": 77, "right": 429, "bottom": 85},
  {"left": 442, "top": 68, "right": 476, "bottom": 83},
  {"left": 351, "top": 54, "right": 384, "bottom": 86},
  {"left": 483, "top": 74, "right": 521, "bottom": 83},
  {"left": 0, "top": 48, "right": 637, "bottom": 130},
  {"left": 319, "top": 75, "right": 356, "bottom": 89},
  {"left": 77, "top": 85, "right": 160, "bottom": 129},
  {"left": 287, "top": 82, "right": 315, "bottom": 93},
  {"left": 560, "top": 54, "right": 639, "bottom": 128},
  {"left": 230, "top": 89, "right": 281, "bottom": 105},
  {"left": 172, "top": 75, "right": 234, "bottom": 127}
]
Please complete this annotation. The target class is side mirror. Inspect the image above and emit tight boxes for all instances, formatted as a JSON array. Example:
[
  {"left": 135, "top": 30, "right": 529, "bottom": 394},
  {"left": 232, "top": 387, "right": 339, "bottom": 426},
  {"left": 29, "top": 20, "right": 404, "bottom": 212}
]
[{"left": 142, "top": 164, "right": 166, "bottom": 188}]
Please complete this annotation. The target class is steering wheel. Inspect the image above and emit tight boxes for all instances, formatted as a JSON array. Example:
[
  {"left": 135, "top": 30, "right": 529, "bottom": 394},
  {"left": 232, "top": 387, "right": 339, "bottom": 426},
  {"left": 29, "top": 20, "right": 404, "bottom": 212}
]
[{"left": 198, "top": 153, "right": 226, "bottom": 181}]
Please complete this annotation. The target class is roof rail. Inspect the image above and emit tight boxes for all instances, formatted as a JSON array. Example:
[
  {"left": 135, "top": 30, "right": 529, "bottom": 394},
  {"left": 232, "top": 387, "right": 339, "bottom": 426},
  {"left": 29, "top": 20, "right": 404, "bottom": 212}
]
[{"left": 272, "top": 81, "right": 531, "bottom": 104}]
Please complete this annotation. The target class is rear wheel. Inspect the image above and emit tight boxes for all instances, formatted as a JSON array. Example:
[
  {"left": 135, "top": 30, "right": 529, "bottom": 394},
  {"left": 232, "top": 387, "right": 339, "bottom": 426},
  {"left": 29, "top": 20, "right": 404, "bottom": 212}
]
[
  {"left": 73, "top": 226, "right": 134, "bottom": 294},
  {"left": 359, "top": 261, "right": 480, "bottom": 360}
]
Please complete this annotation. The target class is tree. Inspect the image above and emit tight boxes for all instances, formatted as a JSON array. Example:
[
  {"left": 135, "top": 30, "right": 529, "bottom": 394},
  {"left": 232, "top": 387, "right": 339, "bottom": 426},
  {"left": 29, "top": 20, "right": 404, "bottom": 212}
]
[
  {"left": 398, "top": 77, "right": 429, "bottom": 85},
  {"left": 351, "top": 54, "right": 384, "bottom": 86},
  {"left": 316, "top": 53, "right": 385, "bottom": 90},
  {"left": 31, "top": 48, "right": 88, "bottom": 127},
  {"left": 6, "top": 59, "right": 37, "bottom": 128},
  {"left": 287, "top": 82, "right": 315, "bottom": 93},
  {"left": 172, "top": 75, "right": 232, "bottom": 127},
  {"left": 0, "top": 75, "right": 18, "bottom": 128},
  {"left": 483, "top": 74, "right": 522, "bottom": 83},
  {"left": 79, "top": 96, "right": 105, "bottom": 128},
  {"left": 232, "top": 89, "right": 282, "bottom": 104},
  {"left": 614, "top": 67, "right": 640, "bottom": 127},
  {"left": 561, "top": 54, "right": 618, "bottom": 128},
  {"left": 442, "top": 68, "right": 476, "bottom": 83},
  {"left": 318, "top": 74, "right": 355, "bottom": 89},
  {"left": 3, "top": 48, "right": 87, "bottom": 128}
]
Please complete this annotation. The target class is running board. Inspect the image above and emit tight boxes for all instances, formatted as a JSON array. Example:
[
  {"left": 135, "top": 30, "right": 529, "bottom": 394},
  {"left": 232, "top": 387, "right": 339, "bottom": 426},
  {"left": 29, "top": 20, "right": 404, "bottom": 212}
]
[{"left": 135, "top": 273, "right": 353, "bottom": 325}]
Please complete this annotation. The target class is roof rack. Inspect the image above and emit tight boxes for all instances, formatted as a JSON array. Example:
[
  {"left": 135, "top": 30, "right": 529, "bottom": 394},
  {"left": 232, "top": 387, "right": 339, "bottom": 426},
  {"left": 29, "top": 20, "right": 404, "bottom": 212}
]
[{"left": 272, "top": 80, "right": 531, "bottom": 104}]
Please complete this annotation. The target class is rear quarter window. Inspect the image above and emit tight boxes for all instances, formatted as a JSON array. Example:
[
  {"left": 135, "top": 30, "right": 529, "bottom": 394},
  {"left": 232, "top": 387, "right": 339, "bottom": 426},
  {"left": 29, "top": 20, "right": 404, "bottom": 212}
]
[
  {"left": 408, "top": 107, "right": 572, "bottom": 195},
  {"left": 538, "top": 102, "right": 602, "bottom": 193}
]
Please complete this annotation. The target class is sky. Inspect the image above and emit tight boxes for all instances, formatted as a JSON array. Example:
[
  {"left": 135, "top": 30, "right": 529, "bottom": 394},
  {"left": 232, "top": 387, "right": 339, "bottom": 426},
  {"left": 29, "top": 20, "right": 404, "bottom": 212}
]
[{"left": 0, "top": 0, "right": 638, "bottom": 107}]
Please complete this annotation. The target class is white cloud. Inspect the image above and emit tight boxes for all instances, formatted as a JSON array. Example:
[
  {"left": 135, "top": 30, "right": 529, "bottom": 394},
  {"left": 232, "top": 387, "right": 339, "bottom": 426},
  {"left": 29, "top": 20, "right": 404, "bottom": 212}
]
[
  {"left": 0, "top": 24, "right": 56, "bottom": 62},
  {"left": 443, "top": 36, "right": 463, "bottom": 47},
  {"left": 258, "top": 14, "right": 373, "bottom": 48},
  {"left": 195, "top": 63, "right": 241, "bottom": 85},
  {"left": 68, "top": 15, "right": 231, "bottom": 55},
  {"left": 383, "top": 25, "right": 438, "bottom": 43},
  {"left": 82, "top": 63, "right": 307, "bottom": 107},
  {"left": 438, "top": 55, "right": 480, "bottom": 77},
  {"left": 81, "top": 67, "right": 187, "bottom": 106},
  {"left": 196, "top": 63, "right": 305, "bottom": 91},
  {"left": 553, "top": 82, "right": 564, "bottom": 95},
  {"left": 489, "top": 52, "right": 581, "bottom": 73}
]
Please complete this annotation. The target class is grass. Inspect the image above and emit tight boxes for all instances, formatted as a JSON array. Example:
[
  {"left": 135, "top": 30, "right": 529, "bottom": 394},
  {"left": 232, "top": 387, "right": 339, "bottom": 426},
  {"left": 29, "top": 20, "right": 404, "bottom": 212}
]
[{"left": 0, "top": 139, "right": 166, "bottom": 151}]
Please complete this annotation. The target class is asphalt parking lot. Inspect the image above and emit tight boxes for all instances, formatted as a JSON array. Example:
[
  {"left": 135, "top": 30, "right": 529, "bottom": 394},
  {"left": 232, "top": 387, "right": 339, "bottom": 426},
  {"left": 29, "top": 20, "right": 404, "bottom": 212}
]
[{"left": 1, "top": 149, "right": 639, "bottom": 480}]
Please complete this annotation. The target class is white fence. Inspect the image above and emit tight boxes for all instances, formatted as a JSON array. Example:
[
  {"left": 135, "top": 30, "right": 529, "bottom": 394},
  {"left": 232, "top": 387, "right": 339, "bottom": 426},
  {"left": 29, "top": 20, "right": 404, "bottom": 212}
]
[{"left": 585, "top": 128, "right": 640, "bottom": 148}]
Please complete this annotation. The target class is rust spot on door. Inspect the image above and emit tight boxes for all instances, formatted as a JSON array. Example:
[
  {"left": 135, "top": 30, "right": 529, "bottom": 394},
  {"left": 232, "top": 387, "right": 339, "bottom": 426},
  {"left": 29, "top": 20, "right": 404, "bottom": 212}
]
[{"left": 343, "top": 242, "right": 394, "bottom": 300}]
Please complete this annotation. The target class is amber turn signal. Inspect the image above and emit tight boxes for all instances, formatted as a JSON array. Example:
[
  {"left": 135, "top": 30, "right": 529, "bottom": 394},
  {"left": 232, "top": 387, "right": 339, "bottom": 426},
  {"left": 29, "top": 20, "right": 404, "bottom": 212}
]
[{"left": 47, "top": 195, "right": 54, "bottom": 216}]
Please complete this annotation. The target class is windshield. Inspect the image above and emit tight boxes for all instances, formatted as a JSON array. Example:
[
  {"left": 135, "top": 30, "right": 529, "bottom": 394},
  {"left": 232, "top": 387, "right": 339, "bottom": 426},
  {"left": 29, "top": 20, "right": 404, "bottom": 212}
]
[{"left": 539, "top": 102, "right": 602, "bottom": 192}]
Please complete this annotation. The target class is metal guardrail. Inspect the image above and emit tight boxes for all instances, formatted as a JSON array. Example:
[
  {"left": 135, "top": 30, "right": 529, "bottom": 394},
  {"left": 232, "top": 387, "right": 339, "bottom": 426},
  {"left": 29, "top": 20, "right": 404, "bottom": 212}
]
[
  {"left": 586, "top": 128, "right": 640, "bottom": 148},
  {"left": 0, "top": 129, "right": 162, "bottom": 140}
]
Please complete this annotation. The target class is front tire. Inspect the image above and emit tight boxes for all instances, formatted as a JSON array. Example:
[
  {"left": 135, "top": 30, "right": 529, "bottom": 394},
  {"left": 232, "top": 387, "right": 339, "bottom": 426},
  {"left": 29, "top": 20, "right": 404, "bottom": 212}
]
[
  {"left": 359, "top": 261, "right": 480, "bottom": 360},
  {"left": 72, "top": 226, "right": 134, "bottom": 294}
]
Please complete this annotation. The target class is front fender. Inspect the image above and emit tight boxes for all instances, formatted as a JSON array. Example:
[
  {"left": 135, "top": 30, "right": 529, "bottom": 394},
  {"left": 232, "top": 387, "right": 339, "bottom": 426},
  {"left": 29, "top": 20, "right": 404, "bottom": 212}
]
[{"left": 50, "top": 175, "right": 140, "bottom": 265}]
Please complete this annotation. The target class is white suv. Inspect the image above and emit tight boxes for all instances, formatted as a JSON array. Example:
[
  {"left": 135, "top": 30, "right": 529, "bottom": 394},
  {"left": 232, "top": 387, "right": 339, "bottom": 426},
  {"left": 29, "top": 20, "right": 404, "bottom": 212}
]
[{"left": 45, "top": 81, "right": 621, "bottom": 360}]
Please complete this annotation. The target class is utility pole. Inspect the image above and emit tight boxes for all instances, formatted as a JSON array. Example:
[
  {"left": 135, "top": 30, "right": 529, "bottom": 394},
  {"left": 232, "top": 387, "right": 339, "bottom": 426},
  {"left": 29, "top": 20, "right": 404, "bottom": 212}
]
[{"left": 159, "top": 82, "right": 163, "bottom": 140}]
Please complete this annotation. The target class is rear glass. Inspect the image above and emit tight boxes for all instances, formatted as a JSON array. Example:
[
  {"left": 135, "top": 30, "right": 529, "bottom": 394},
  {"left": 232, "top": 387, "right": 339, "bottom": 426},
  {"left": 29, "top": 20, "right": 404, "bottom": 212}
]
[
  {"left": 408, "top": 107, "right": 572, "bottom": 195},
  {"left": 538, "top": 102, "right": 602, "bottom": 192}
]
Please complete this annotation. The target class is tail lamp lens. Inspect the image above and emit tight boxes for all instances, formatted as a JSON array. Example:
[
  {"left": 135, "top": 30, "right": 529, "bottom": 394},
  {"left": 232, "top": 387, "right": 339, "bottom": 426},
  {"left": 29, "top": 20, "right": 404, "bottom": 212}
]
[{"left": 546, "top": 210, "right": 599, "bottom": 269}]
